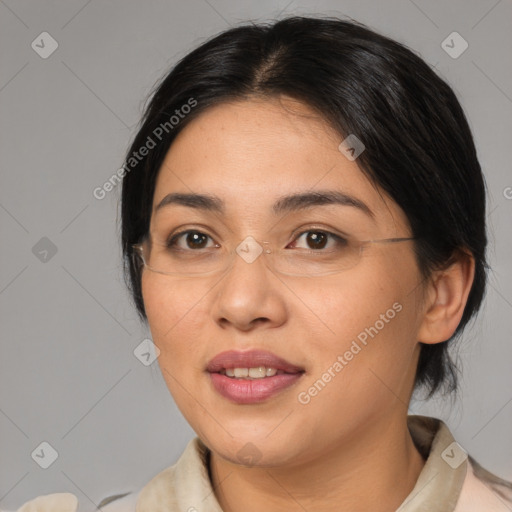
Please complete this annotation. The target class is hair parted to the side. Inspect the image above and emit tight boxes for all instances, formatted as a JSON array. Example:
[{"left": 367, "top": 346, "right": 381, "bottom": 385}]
[{"left": 120, "top": 16, "right": 488, "bottom": 397}]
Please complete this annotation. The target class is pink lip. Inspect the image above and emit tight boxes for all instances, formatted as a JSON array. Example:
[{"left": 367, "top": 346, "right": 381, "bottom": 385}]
[{"left": 206, "top": 350, "right": 305, "bottom": 404}]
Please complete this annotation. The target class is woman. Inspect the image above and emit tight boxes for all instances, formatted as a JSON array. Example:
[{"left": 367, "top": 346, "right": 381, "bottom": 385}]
[{"left": 15, "top": 15, "right": 511, "bottom": 512}]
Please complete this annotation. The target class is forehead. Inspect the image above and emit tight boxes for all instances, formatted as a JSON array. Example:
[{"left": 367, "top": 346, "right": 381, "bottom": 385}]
[{"left": 152, "top": 97, "right": 409, "bottom": 233}]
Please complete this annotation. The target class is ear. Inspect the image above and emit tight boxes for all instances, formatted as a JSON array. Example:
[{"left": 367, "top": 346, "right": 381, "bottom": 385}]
[{"left": 417, "top": 250, "right": 475, "bottom": 344}]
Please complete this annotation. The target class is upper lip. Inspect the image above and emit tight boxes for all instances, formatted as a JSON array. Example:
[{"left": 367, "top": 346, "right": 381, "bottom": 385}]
[{"left": 206, "top": 350, "right": 304, "bottom": 374}]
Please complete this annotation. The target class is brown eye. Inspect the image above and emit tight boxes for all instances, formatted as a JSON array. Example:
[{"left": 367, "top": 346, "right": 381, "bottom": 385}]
[
  {"left": 291, "top": 230, "right": 346, "bottom": 251},
  {"left": 167, "top": 230, "right": 214, "bottom": 250},
  {"left": 305, "top": 231, "right": 328, "bottom": 249}
]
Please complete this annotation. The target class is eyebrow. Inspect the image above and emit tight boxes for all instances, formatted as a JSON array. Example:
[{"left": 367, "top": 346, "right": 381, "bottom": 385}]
[{"left": 154, "top": 190, "right": 374, "bottom": 218}]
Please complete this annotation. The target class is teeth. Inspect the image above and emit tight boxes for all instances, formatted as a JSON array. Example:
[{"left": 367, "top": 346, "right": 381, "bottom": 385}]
[
  {"left": 223, "top": 367, "right": 279, "bottom": 379},
  {"left": 249, "top": 367, "right": 265, "bottom": 378},
  {"left": 234, "top": 368, "right": 248, "bottom": 378}
]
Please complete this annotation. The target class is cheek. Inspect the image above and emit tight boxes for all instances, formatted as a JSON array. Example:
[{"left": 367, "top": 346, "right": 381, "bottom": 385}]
[
  {"left": 141, "top": 274, "right": 209, "bottom": 361},
  {"left": 141, "top": 273, "right": 211, "bottom": 416},
  {"left": 303, "top": 272, "right": 406, "bottom": 350},
  {"left": 300, "top": 257, "right": 421, "bottom": 395}
]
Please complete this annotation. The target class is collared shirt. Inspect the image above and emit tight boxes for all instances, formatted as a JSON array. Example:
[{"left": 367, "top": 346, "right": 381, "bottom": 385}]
[{"left": 10, "top": 415, "right": 512, "bottom": 511}]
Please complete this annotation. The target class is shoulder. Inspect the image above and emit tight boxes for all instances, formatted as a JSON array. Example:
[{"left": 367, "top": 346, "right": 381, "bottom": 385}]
[
  {"left": 4, "top": 493, "right": 79, "bottom": 512},
  {"left": 6, "top": 438, "right": 202, "bottom": 512},
  {"left": 454, "top": 456, "right": 512, "bottom": 511}
]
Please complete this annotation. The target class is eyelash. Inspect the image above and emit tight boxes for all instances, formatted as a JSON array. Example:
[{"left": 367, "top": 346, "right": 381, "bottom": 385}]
[{"left": 165, "top": 228, "right": 348, "bottom": 252}]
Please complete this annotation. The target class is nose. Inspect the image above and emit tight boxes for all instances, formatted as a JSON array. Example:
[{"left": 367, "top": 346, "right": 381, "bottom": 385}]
[{"left": 211, "top": 247, "right": 287, "bottom": 332}]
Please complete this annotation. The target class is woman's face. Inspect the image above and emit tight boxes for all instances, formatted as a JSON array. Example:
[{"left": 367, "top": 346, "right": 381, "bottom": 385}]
[{"left": 141, "top": 97, "right": 427, "bottom": 467}]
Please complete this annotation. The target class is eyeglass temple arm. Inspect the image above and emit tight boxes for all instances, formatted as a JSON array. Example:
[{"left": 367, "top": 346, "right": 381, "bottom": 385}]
[{"left": 362, "top": 236, "right": 416, "bottom": 244}]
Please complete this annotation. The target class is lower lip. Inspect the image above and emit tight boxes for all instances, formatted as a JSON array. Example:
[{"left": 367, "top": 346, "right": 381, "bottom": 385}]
[{"left": 208, "top": 372, "right": 304, "bottom": 404}]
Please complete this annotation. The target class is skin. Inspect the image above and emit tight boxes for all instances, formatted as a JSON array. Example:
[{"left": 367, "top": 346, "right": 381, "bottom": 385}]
[{"left": 141, "top": 96, "right": 475, "bottom": 512}]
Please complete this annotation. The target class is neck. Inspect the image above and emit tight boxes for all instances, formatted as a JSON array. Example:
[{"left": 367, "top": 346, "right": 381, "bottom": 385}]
[{"left": 208, "top": 414, "right": 425, "bottom": 512}]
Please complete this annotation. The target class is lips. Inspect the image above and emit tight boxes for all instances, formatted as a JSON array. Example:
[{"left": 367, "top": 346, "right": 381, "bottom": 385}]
[
  {"left": 206, "top": 349, "right": 305, "bottom": 404},
  {"left": 206, "top": 349, "right": 304, "bottom": 374}
]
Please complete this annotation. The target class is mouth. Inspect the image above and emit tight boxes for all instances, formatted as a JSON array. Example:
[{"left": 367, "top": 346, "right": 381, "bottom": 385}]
[{"left": 206, "top": 350, "right": 305, "bottom": 404}]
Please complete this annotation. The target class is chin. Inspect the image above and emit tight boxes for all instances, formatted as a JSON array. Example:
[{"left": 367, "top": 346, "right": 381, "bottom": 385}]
[{"left": 212, "top": 442, "right": 291, "bottom": 469}]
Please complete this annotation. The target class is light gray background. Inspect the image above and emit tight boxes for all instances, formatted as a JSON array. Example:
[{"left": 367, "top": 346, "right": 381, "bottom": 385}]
[{"left": 0, "top": 0, "right": 511, "bottom": 509}]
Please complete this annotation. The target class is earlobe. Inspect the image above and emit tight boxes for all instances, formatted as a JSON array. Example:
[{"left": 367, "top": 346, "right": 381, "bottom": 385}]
[{"left": 417, "top": 250, "right": 475, "bottom": 345}]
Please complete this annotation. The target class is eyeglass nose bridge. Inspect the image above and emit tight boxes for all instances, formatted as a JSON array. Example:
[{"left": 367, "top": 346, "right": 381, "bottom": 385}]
[
  {"left": 261, "top": 240, "right": 272, "bottom": 254},
  {"left": 229, "top": 237, "right": 291, "bottom": 280}
]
